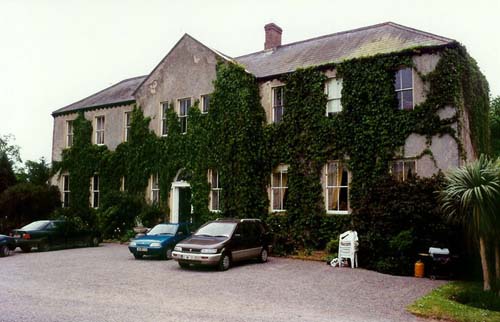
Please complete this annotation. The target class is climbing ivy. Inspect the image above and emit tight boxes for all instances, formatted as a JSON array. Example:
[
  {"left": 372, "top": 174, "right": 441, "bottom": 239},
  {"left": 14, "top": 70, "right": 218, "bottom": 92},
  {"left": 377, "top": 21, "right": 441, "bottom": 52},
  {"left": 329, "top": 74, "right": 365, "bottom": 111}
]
[{"left": 56, "top": 45, "right": 489, "bottom": 263}]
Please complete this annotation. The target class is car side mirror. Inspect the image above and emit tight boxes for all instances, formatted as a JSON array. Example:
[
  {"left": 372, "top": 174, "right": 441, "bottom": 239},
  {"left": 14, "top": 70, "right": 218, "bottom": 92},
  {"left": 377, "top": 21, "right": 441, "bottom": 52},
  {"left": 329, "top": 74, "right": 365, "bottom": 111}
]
[{"left": 234, "top": 233, "right": 241, "bottom": 238}]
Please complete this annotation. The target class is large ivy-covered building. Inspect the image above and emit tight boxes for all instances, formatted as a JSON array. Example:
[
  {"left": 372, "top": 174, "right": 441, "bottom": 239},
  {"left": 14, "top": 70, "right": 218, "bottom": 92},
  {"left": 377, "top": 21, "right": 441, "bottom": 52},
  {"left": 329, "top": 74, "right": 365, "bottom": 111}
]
[{"left": 51, "top": 22, "right": 488, "bottom": 248}]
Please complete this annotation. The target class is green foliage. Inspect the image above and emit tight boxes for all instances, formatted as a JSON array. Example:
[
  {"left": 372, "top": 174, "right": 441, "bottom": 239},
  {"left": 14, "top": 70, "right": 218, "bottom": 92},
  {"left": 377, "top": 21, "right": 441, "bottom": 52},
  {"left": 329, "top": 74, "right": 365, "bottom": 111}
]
[
  {"left": 353, "top": 175, "right": 459, "bottom": 275},
  {"left": 17, "top": 157, "right": 51, "bottom": 186},
  {"left": 138, "top": 204, "right": 164, "bottom": 228},
  {"left": 0, "top": 134, "right": 21, "bottom": 166},
  {"left": 490, "top": 96, "right": 500, "bottom": 157},
  {"left": 325, "top": 239, "right": 339, "bottom": 254},
  {"left": 209, "top": 62, "right": 269, "bottom": 218},
  {"left": 0, "top": 183, "right": 61, "bottom": 233},
  {"left": 0, "top": 153, "right": 16, "bottom": 195},
  {"left": 97, "top": 191, "right": 143, "bottom": 239}
]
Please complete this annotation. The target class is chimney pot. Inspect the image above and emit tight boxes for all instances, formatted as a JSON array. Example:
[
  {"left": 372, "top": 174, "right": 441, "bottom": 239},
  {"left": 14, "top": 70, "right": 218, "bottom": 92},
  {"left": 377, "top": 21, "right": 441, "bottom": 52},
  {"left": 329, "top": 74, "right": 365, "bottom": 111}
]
[{"left": 264, "top": 23, "right": 282, "bottom": 50}]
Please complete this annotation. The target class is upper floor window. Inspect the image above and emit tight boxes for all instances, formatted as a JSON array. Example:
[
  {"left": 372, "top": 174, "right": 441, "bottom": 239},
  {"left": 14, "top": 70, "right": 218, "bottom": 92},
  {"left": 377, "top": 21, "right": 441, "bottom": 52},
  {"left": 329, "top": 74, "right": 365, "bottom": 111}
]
[
  {"left": 395, "top": 68, "right": 413, "bottom": 110},
  {"left": 62, "top": 175, "right": 70, "bottom": 208},
  {"left": 179, "top": 98, "right": 191, "bottom": 134},
  {"left": 150, "top": 174, "right": 160, "bottom": 204},
  {"left": 390, "top": 159, "right": 416, "bottom": 182},
  {"left": 326, "top": 78, "right": 343, "bottom": 115},
  {"left": 271, "top": 165, "right": 288, "bottom": 211},
  {"left": 160, "top": 102, "right": 169, "bottom": 136},
  {"left": 209, "top": 169, "right": 221, "bottom": 211},
  {"left": 272, "top": 86, "right": 285, "bottom": 123},
  {"left": 91, "top": 175, "right": 100, "bottom": 208},
  {"left": 66, "top": 120, "right": 74, "bottom": 148},
  {"left": 201, "top": 94, "right": 211, "bottom": 114},
  {"left": 95, "top": 116, "right": 105, "bottom": 145},
  {"left": 124, "top": 112, "right": 131, "bottom": 142},
  {"left": 325, "top": 161, "right": 349, "bottom": 214},
  {"left": 120, "top": 176, "right": 126, "bottom": 192}
]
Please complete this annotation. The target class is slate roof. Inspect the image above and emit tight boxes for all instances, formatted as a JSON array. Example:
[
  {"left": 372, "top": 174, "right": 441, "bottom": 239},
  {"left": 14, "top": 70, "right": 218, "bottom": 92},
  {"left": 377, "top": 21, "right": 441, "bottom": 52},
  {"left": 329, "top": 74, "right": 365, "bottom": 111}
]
[
  {"left": 52, "top": 75, "right": 147, "bottom": 116},
  {"left": 53, "top": 22, "right": 455, "bottom": 115},
  {"left": 235, "top": 22, "right": 455, "bottom": 78}
]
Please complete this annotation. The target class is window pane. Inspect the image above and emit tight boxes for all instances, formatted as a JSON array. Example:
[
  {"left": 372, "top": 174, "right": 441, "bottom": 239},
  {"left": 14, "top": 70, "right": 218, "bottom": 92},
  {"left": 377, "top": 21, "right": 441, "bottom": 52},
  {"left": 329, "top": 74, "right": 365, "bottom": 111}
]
[
  {"left": 402, "top": 90, "right": 413, "bottom": 110},
  {"left": 391, "top": 162, "right": 404, "bottom": 181},
  {"left": 93, "top": 176, "right": 99, "bottom": 190},
  {"left": 273, "top": 87, "right": 284, "bottom": 107},
  {"left": 404, "top": 160, "right": 416, "bottom": 180},
  {"left": 327, "top": 99, "right": 342, "bottom": 114},
  {"left": 274, "top": 106, "right": 283, "bottom": 123},
  {"left": 162, "top": 103, "right": 169, "bottom": 116},
  {"left": 212, "top": 190, "right": 219, "bottom": 210},
  {"left": 327, "top": 79, "right": 342, "bottom": 99},
  {"left": 401, "top": 68, "right": 412, "bottom": 89},
  {"left": 327, "top": 187, "right": 338, "bottom": 211},
  {"left": 339, "top": 187, "right": 348, "bottom": 210},
  {"left": 180, "top": 117, "right": 187, "bottom": 133},
  {"left": 281, "top": 171, "right": 288, "bottom": 188},
  {"left": 203, "top": 95, "right": 210, "bottom": 113},
  {"left": 272, "top": 172, "right": 281, "bottom": 188},
  {"left": 272, "top": 189, "right": 281, "bottom": 209},
  {"left": 394, "top": 70, "right": 402, "bottom": 90},
  {"left": 341, "top": 166, "right": 348, "bottom": 186},
  {"left": 396, "top": 91, "right": 403, "bottom": 109}
]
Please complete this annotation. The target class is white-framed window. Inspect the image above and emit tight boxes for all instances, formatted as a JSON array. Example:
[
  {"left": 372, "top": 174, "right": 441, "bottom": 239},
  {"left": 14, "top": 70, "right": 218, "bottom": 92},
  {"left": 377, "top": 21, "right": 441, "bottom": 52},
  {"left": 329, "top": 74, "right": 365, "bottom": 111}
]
[
  {"left": 91, "top": 175, "right": 100, "bottom": 208},
  {"left": 325, "top": 161, "right": 349, "bottom": 214},
  {"left": 326, "top": 78, "right": 343, "bottom": 115},
  {"left": 179, "top": 98, "right": 191, "bottom": 134},
  {"left": 66, "top": 120, "right": 74, "bottom": 148},
  {"left": 201, "top": 94, "right": 211, "bottom": 114},
  {"left": 160, "top": 102, "right": 169, "bottom": 136},
  {"left": 124, "top": 112, "right": 131, "bottom": 142},
  {"left": 150, "top": 173, "right": 160, "bottom": 204},
  {"left": 209, "top": 169, "right": 221, "bottom": 211},
  {"left": 272, "top": 86, "right": 285, "bottom": 123},
  {"left": 395, "top": 68, "right": 414, "bottom": 110},
  {"left": 95, "top": 116, "right": 105, "bottom": 145},
  {"left": 390, "top": 159, "right": 417, "bottom": 182},
  {"left": 62, "top": 175, "right": 70, "bottom": 208},
  {"left": 271, "top": 165, "right": 288, "bottom": 211}
]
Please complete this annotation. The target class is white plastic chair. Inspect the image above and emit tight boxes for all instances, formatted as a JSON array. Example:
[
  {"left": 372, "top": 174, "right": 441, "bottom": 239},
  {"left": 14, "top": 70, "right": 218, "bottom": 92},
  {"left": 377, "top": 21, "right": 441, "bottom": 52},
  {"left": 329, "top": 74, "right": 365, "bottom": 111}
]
[{"left": 338, "top": 230, "right": 359, "bottom": 268}]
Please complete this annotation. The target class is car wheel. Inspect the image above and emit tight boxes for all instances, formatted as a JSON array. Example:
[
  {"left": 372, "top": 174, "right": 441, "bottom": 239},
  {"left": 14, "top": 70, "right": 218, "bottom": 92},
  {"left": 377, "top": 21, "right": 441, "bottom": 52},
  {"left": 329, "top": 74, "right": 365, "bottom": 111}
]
[
  {"left": 133, "top": 253, "right": 143, "bottom": 259},
  {"left": 0, "top": 245, "right": 9, "bottom": 257},
  {"left": 218, "top": 252, "right": 231, "bottom": 271},
  {"left": 258, "top": 247, "right": 268, "bottom": 263},
  {"left": 163, "top": 247, "right": 173, "bottom": 260},
  {"left": 91, "top": 236, "right": 100, "bottom": 247},
  {"left": 178, "top": 262, "right": 190, "bottom": 269},
  {"left": 38, "top": 242, "right": 50, "bottom": 252},
  {"left": 20, "top": 246, "right": 31, "bottom": 253}
]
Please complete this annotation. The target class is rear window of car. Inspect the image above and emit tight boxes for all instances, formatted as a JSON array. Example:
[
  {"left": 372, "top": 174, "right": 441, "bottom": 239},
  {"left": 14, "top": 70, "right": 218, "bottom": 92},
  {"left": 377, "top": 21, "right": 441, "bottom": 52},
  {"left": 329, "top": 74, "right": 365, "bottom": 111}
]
[
  {"left": 21, "top": 221, "right": 50, "bottom": 231},
  {"left": 194, "top": 222, "right": 236, "bottom": 238}
]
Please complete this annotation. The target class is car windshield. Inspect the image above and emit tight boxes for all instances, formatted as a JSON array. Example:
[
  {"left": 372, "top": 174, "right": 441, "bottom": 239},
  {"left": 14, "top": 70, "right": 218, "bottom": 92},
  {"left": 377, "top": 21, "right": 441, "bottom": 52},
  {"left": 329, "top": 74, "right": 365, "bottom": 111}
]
[
  {"left": 147, "top": 224, "right": 178, "bottom": 236},
  {"left": 194, "top": 222, "right": 236, "bottom": 238},
  {"left": 21, "top": 221, "right": 50, "bottom": 231}
]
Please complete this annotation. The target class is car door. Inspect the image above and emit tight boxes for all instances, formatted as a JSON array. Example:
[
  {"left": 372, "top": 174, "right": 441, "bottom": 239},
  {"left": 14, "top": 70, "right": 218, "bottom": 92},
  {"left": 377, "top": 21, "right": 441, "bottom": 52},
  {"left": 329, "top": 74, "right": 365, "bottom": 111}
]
[
  {"left": 245, "top": 222, "right": 262, "bottom": 259},
  {"left": 230, "top": 223, "right": 249, "bottom": 262},
  {"left": 46, "top": 221, "right": 66, "bottom": 249}
]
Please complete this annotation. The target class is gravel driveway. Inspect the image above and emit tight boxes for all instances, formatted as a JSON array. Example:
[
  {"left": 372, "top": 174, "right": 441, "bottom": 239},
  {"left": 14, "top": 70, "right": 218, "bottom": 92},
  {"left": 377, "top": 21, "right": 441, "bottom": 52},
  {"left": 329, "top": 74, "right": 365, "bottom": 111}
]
[{"left": 0, "top": 243, "right": 443, "bottom": 322}]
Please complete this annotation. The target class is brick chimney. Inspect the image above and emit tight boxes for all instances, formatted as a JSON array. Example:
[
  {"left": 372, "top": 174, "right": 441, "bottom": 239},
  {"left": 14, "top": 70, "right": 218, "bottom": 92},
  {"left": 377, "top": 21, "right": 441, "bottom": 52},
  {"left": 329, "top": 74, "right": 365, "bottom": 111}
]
[{"left": 264, "top": 23, "right": 282, "bottom": 50}]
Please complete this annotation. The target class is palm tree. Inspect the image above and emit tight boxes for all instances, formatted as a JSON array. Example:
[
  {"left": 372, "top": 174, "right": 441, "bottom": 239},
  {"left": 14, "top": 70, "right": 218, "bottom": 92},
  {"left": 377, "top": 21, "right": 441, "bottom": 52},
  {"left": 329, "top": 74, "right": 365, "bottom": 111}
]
[{"left": 440, "top": 155, "right": 500, "bottom": 291}]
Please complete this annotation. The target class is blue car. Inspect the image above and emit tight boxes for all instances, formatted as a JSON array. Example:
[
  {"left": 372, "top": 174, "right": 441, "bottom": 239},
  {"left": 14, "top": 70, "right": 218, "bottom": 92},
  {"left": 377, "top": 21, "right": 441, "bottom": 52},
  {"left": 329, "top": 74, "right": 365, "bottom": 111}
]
[
  {"left": 0, "top": 234, "right": 16, "bottom": 257},
  {"left": 128, "top": 223, "right": 190, "bottom": 260}
]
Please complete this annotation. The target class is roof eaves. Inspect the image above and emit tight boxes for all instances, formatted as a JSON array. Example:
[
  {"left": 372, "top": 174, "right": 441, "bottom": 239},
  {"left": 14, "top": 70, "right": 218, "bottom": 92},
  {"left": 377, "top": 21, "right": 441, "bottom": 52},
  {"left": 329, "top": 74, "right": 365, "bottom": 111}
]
[{"left": 52, "top": 99, "right": 136, "bottom": 117}]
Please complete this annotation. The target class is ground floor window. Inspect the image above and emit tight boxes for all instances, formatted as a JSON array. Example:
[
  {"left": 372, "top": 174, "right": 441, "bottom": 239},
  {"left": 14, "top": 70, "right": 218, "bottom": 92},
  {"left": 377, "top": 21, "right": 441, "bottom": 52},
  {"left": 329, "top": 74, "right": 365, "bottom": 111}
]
[
  {"left": 91, "top": 175, "right": 99, "bottom": 208},
  {"left": 271, "top": 165, "right": 288, "bottom": 211},
  {"left": 390, "top": 159, "right": 416, "bottom": 182},
  {"left": 151, "top": 174, "right": 160, "bottom": 204},
  {"left": 62, "top": 175, "right": 70, "bottom": 208},
  {"left": 325, "top": 161, "right": 349, "bottom": 214}
]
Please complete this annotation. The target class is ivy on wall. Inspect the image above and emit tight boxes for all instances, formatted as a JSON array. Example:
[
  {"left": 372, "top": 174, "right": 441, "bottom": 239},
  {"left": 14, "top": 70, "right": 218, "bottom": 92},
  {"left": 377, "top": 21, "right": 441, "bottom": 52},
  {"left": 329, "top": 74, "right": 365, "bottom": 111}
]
[{"left": 55, "top": 45, "right": 489, "bottom": 265}]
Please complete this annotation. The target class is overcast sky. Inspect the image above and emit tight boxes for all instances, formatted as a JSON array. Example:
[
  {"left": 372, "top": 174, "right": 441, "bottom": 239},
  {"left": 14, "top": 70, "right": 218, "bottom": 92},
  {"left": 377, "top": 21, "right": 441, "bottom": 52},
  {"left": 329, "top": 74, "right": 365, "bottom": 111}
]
[{"left": 1, "top": 0, "right": 499, "bottom": 164}]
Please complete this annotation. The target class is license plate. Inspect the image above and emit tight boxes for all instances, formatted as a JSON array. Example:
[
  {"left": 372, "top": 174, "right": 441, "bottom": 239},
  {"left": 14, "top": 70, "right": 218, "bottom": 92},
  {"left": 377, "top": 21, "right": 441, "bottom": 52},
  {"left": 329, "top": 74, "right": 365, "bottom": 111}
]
[
  {"left": 137, "top": 247, "right": 148, "bottom": 252},
  {"left": 182, "top": 255, "right": 194, "bottom": 260},
  {"left": 13, "top": 234, "right": 20, "bottom": 238}
]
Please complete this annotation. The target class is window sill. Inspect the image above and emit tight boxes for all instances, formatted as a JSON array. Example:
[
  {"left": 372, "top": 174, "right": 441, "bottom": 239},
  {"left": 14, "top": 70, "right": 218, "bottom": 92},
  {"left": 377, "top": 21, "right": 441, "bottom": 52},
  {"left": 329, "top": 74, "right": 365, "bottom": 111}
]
[
  {"left": 326, "top": 210, "right": 350, "bottom": 215},
  {"left": 210, "top": 209, "right": 221, "bottom": 213}
]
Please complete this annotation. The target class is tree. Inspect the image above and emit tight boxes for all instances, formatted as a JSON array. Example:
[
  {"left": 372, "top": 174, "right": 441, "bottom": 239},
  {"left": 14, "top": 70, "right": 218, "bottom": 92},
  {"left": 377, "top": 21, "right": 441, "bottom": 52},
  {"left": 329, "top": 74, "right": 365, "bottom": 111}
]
[
  {"left": 17, "top": 157, "right": 51, "bottom": 186},
  {"left": 0, "top": 134, "right": 21, "bottom": 166},
  {"left": 440, "top": 155, "right": 500, "bottom": 291},
  {"left": 0, "top": 153, "right": 16, "bottom": 195},
  {"left": 491, "top": 96, "right": 500, "bottom": 157}
]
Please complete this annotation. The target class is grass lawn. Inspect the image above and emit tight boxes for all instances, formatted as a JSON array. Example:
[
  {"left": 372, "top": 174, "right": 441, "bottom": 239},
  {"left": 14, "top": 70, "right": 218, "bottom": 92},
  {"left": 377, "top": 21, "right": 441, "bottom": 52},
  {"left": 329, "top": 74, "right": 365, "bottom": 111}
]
[{"left": 408, "top": 281, "right": 500, "bottom": 322}]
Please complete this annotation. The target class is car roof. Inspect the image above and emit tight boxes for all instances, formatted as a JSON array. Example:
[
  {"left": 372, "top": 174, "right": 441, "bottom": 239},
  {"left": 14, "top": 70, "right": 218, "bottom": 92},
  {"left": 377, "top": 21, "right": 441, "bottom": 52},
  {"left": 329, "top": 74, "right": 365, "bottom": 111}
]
[{"left": 214, "top": 218, "right": 262, "bottom": 223}]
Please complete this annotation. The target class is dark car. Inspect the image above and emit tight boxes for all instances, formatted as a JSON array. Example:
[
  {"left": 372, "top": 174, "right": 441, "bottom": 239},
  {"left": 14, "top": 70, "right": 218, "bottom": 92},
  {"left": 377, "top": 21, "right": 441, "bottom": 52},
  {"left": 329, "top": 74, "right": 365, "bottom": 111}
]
[
  {"left": 0, "top": 234, "right": 16, "bottom": 257},
  {"left": 128, "top": 223, "right": 190, "bottom": 260},
  {"left": 172, "top": 218, "right": 272, "bottom": 271},
  {"left": 11, "top": 220, "right": 100, "bottom": 252}
]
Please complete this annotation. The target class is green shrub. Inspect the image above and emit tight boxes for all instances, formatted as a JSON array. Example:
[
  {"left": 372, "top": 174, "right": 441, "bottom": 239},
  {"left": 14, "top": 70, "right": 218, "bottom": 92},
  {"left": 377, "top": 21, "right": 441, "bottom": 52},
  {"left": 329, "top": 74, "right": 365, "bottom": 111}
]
[
  {"left": 325, "top": 239, "right": 339, "bottom": 254},
  {"left": 138, "top": 204, "right": 164, "bottom": 228},
  {"left": 97, "top": 191, "right": 143, "bottom": 239}
]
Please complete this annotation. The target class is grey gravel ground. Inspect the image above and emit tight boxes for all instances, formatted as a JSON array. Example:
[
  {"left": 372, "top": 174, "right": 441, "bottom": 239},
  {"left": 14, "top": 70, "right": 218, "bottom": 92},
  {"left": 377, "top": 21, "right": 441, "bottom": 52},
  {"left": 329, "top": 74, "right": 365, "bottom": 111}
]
[{"left": 0, "top": 243, "right": 444, "bottom": 322}]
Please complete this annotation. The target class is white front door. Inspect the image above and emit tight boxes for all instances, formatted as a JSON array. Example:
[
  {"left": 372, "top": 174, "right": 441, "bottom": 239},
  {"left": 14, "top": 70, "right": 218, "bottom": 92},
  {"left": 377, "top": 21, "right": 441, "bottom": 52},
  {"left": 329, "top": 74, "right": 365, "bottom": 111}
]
[{"left": 170, "top": 181, "right": 190, "bottom": 223}]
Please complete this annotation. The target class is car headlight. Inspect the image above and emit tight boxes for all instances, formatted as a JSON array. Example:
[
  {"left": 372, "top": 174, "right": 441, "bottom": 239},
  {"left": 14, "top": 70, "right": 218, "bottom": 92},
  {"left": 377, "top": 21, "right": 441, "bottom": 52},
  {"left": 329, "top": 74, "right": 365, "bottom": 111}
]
[
  {"left": 149, "top": 242, "right": 161, "bottom": 248},
  {"left": 129, "top": 241, "right": 136, "bottom": 247},
  {"left": 174, "top": 246, "right": 182, "bottom": 251},
  {"left": 201, "top": 248, "right": 218, "bottom": 254}
]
